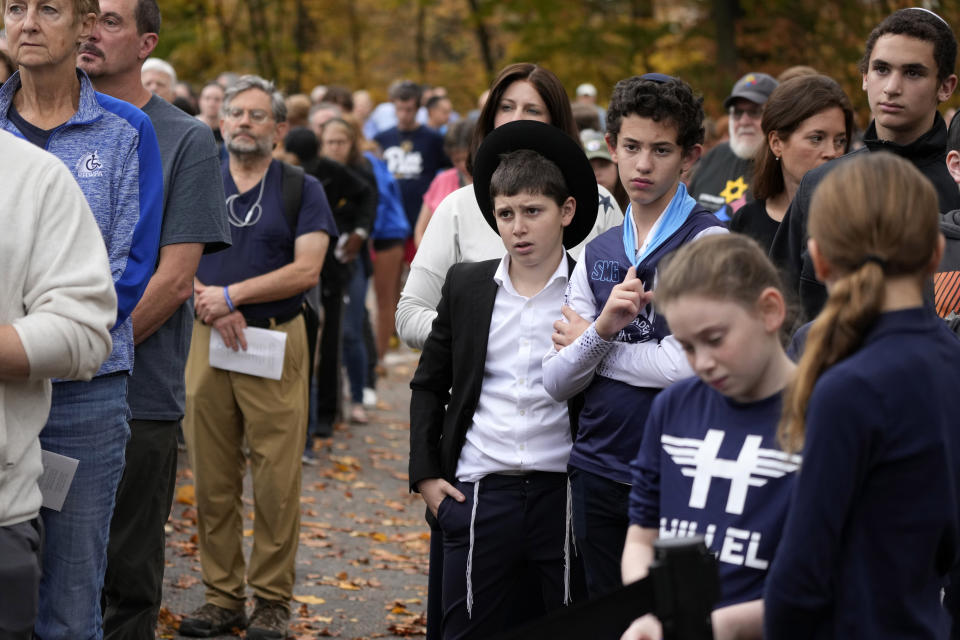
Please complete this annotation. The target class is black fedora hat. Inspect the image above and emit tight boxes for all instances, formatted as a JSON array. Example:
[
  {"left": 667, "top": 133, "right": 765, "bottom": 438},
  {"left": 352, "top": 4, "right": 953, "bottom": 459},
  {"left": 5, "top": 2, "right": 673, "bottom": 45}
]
[{"left": 473, "top": 120, "right": 599, "bottom": 248}]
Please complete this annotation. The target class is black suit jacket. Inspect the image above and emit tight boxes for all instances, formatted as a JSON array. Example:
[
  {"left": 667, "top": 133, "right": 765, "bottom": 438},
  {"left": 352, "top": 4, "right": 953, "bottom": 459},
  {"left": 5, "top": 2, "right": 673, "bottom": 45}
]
[{"left": 408, "top": 255, "right": 582, "bottom": 494}]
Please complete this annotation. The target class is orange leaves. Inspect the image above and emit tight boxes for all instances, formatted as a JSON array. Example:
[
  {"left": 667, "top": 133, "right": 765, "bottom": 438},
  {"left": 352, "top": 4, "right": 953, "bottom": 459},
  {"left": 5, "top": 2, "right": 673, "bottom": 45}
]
[
  {"left": 174, "top": 484, "right": 195, "bottom": 506},
  {"left": 292, "top": 594, "right": 327, "bottom": 605},
  {"left": 386, "top": 601, "right": 427, "bottom": 636},
  {"left": 155, "top": 607, "right": 182, "bottom": 639},
  {"left": 171, "top": 574, "right": 200, "bottom": 589}
]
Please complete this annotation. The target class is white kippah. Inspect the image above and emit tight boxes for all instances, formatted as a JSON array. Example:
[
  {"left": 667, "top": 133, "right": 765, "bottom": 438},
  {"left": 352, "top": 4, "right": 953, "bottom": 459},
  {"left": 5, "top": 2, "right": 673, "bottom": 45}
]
[{"left": 906, "top": 7, "right": 950, "bottom": 27}]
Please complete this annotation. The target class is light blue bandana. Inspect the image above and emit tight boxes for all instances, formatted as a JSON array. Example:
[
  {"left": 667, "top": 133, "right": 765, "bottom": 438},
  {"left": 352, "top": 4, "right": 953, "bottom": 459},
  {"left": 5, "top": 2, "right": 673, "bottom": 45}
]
[{"left": 622, "top": 182, "right": 697, "bottom": 266}]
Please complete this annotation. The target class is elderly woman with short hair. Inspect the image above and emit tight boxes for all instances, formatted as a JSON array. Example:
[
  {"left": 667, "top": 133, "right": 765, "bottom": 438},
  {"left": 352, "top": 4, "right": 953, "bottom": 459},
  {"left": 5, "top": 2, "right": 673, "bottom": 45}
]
[{"left": 0, "top": 0, "right": 163, "bottom": 637}]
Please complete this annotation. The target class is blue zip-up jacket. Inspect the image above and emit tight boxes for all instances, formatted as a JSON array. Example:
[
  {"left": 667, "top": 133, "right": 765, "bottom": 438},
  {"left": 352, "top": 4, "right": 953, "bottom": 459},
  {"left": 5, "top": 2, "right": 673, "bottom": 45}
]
[{"left": 0, "top": 70, "right": 163, "bottom": 376}]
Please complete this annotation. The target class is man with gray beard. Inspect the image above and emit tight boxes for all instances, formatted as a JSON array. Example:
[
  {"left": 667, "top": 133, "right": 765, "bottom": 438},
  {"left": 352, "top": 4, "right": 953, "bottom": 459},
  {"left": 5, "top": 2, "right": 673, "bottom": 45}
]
[
  {"left": 181, "top": 75, "right": 337, "bottom": 639},
  {"left": 688, "top": 72, "right": 778, "bottom": 221}
]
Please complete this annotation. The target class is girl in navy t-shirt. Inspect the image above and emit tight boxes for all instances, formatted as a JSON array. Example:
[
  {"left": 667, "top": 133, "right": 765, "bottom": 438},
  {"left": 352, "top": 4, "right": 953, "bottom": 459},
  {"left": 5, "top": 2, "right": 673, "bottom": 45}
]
[
  {"left": 621, "top": 233, "right": 798, "bottom": 639},
  {"left": 765, "top": 154, "right": 960, "bottom": 639}
]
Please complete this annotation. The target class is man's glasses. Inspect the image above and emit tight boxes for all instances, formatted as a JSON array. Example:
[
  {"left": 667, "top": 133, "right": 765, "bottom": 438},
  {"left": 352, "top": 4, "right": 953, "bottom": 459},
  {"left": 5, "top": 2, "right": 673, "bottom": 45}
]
[
  {"left": 224, "top": 108, "right": 273, "bottom": 123},
  {"left": 729, "top": 105, "right": 762, "bottom": 121}
]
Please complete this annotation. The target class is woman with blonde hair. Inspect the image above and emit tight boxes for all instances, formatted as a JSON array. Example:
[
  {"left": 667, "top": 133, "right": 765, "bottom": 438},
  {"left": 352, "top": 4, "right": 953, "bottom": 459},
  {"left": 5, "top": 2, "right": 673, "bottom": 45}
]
[{"left": 765, "top": 153, "right": 960, "bottom": 638}]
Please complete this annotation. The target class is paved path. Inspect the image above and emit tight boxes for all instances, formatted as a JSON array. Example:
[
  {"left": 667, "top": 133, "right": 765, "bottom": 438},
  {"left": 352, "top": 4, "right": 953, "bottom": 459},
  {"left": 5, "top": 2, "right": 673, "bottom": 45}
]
[{"left": 159, "top": 349, "right": 429, "bottom": 639}]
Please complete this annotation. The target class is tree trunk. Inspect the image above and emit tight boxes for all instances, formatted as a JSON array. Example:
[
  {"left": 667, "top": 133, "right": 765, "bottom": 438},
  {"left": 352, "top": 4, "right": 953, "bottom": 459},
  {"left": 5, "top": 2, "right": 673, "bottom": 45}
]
[
  {"left": 465, "top": 0, "right": 496, "bottom": 79},
  {"left": 714, "top": 0, "right": 739, "bottom": 80},
  {"left": 293, "top": 0, "right": 308, "bottom": 93},
  {"left": 213, "top": 0, "right": 233, "bottom": 58},
  {"left": 415, "top": 0, "right": 427, "bottom": 79},
  {"left": 347, "top": 0, "right": 364, "bottom": 86},
  {"left": 247, "top": 0, "right": 279, "bottom": 82}
]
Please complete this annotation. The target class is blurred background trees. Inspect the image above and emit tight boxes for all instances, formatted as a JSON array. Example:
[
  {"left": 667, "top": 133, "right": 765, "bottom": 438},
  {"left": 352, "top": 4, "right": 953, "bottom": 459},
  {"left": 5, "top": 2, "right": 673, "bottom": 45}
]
[{"left": 155, "top": 0, "right": 960, "bottom": 123}]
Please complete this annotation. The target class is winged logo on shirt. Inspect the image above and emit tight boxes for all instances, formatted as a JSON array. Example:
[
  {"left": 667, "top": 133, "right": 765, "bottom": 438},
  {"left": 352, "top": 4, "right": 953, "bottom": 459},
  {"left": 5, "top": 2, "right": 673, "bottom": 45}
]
[{"left": 661, "top": 429, "right": 801, "bottom": 515}]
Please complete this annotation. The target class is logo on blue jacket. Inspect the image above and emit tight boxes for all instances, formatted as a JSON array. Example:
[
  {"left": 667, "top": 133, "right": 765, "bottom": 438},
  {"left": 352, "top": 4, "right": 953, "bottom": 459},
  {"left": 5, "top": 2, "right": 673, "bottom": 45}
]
[
  {"left": 591, "top": 260, "right": 621, "bottom": 283},
  {"left": 76, "top": 151, "right": 104, "bottom": 178}
]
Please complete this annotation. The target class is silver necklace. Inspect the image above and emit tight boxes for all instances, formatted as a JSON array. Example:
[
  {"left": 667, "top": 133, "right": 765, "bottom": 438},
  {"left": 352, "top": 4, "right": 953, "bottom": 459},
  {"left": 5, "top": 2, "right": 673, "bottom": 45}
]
[{"left": 226, "top": 173, "right": 267, "bottom": 227}]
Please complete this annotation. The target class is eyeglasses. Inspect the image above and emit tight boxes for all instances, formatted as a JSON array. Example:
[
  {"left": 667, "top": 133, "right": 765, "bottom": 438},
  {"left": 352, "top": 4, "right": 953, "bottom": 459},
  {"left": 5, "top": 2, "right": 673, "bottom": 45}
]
[
  {"left": 224, "top": 107, "right": 273, "bottom": 123},
  {"left": 729, "top": 105, "right": 762, "bottom": 121}
]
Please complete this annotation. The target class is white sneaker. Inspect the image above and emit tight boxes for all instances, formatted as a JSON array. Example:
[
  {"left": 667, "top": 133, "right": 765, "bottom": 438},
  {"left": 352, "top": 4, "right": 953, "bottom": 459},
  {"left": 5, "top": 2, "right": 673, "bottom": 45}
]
[{"left": 362, "top": 387, "right": 377, "bottom": 408}]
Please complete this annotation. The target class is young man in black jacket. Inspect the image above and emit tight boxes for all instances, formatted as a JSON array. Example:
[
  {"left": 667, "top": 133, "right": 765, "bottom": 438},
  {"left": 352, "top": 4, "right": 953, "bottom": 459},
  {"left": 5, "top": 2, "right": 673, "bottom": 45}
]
[{"left": 770, "top": 7, "right": 960, "bottom": 321}]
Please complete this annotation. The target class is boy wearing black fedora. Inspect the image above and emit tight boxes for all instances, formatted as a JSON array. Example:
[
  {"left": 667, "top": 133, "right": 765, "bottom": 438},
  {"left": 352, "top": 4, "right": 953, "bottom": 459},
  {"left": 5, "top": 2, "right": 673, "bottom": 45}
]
[
  {"left": 408, "top": 120, "right": 597, "bottom": 639},
  {"left": 543, "top": 74, "right": 727, "bottom": 598}
]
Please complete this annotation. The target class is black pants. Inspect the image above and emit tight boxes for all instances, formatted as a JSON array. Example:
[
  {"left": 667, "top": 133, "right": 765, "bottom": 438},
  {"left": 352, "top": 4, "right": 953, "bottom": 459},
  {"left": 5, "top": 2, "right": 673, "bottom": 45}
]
[
  {"left": 438, "top": 473, "right": 570, "bottom": 640},
  {"left": 0, "top": 517, "right": 42, "bottom": 639},
  {"left": 569, "top": 467, "right": 630, "bottom": 598},
  {"left": 426, "top": 523, "right": 562, "bottom": 640},
  {"left": 314, "top": 255, "right": 352, "bottom": 431},
  {"left": 102, "top": 419, "right": 179, "bottom": 640}
]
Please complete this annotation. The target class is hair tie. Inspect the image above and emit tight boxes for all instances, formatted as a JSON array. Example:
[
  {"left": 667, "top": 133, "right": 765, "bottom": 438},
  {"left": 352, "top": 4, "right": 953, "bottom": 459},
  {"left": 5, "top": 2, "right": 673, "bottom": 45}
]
[{"left": 858, "top": 254, "right": 887, "bottom": 270}]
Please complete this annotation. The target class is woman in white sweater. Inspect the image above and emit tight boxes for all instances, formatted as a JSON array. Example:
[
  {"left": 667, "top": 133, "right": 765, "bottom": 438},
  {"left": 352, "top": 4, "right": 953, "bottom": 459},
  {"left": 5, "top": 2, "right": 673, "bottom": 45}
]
[{"left": 396, "top": 63, "right": 623, "bottom": 349}]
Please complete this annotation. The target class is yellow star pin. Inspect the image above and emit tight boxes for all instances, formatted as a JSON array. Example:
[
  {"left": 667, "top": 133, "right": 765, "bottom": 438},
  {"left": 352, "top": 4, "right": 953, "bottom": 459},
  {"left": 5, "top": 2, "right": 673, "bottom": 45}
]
[{"left": 720, "top": 177, "right": 749, "bottom": 203}]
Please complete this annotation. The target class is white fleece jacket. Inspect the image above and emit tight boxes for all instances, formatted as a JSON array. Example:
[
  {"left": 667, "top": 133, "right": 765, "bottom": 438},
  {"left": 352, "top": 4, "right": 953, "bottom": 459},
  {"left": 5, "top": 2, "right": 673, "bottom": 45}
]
[{"left": 1, "top": 130, "right": 116, "bottom": 527}]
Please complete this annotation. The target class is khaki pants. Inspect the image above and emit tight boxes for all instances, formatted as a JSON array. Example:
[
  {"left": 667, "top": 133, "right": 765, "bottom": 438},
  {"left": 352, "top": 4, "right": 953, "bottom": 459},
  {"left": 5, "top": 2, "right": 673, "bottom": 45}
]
[{"left": 183, "top": 315, "right": 308, "bottom": 609}]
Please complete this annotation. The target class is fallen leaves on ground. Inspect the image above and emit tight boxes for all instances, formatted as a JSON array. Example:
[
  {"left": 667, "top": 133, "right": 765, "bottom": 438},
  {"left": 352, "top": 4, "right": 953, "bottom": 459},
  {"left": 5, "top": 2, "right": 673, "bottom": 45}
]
[
  {"left": 155, "top": 607, "right": 181, "bottom": 638},
  {"left": 174, "top": 484, "right": 195, "bottom": 506},
  {"left": 292, "top": 594, "right": 327, "bottom": 605}
]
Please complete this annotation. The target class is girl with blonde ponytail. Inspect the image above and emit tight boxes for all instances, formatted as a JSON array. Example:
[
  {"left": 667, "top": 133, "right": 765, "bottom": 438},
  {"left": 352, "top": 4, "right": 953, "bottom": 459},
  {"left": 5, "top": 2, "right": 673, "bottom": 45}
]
[
  {"left": 765, "top": 153, "right": 960, "bottom": 639},
  {"left": 620, "top": 234, "right": 799, "bottom": 640}
]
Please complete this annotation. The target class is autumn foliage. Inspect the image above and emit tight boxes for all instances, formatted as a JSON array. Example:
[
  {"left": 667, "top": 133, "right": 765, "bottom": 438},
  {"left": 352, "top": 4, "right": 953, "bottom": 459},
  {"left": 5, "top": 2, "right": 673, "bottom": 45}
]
[{"left": 154, "top": 0, "right": 960, "bottom": 122}]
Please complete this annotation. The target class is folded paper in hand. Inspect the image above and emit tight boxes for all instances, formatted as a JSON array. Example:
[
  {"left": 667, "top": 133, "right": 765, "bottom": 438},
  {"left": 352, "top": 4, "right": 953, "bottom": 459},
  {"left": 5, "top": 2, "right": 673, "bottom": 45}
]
[{"left": 209, "top": 326, "right": 287, "bottom": 380}]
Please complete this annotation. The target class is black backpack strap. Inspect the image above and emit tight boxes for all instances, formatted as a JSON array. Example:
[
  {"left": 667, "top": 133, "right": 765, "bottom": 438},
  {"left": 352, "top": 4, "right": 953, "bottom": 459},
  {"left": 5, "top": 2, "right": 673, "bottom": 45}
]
[{"left": 279, "top": 162, "right": 305, "bottom": 233}]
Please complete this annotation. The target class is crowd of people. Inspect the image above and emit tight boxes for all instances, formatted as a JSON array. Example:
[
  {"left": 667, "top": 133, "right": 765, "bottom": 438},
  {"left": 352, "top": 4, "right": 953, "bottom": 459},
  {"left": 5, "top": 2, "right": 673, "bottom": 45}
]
[{"left": 2, "top": 1, "right": 960, "bottom": 640}]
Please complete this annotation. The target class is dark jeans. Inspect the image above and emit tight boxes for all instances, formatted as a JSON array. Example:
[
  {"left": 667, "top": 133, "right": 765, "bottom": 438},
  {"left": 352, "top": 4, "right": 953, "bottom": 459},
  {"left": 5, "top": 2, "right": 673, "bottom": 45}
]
[
  {"left": 102, "top": 418, "right": 179, "bottom": 640},
  {"left": 569, "top": 467, "right": 631, "bottom": 598},
  {"left": 438, "top": 473, "right": 569, "bottom": 640},
  {"left": 342, "top": 257, "right": 369, "bottom": 404},
  {"left": 0, "top": 518, "right": 42, "bottom": 639},
  {"left": 314, "top": 259, "right": 350, "bottom": 432}
]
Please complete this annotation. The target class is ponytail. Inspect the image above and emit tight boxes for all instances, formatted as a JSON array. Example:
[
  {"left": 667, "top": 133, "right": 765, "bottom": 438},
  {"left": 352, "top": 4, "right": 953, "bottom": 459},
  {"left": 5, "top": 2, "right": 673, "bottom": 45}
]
[
  {"left": 777, "top": 153, "right": 940, "bottom": 453},
  {"left": 779, "top": 261, "right": 885, "bottom": 452}
]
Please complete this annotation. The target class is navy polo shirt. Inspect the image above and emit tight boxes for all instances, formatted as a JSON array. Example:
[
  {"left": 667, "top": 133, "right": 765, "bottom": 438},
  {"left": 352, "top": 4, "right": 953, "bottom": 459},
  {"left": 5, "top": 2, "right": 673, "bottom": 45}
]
[{"left": 196, "top": 159, "right": 337, "bottom": 321}]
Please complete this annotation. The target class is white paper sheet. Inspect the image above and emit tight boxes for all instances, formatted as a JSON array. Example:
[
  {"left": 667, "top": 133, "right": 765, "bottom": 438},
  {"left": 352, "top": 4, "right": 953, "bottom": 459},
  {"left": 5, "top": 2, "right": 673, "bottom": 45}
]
[
  {"left": 39, "top": 450, "right": 79, "bottom": 512},
  {"left": 209, "top": 326, "right": 287, "bottom": 380}
]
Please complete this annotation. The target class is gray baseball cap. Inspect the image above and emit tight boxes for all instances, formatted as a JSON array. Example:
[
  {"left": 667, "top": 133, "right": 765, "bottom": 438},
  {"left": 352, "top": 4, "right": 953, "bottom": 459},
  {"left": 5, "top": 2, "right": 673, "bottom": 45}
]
[
  {"left": 723, "top": 72, "right": 778, "bottom": 110},
  {"left": 580, "top": 129, "right": 612, "bottom": 162}
]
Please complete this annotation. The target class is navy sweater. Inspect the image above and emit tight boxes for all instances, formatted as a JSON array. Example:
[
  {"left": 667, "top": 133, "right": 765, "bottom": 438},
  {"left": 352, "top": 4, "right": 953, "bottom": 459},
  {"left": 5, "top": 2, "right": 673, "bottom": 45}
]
[
  {"left": 630, "top": 377, "right": 798, "bottom": 608},
  {"left": 765, "top": 307, "right": 960, "bottom": 639}
]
